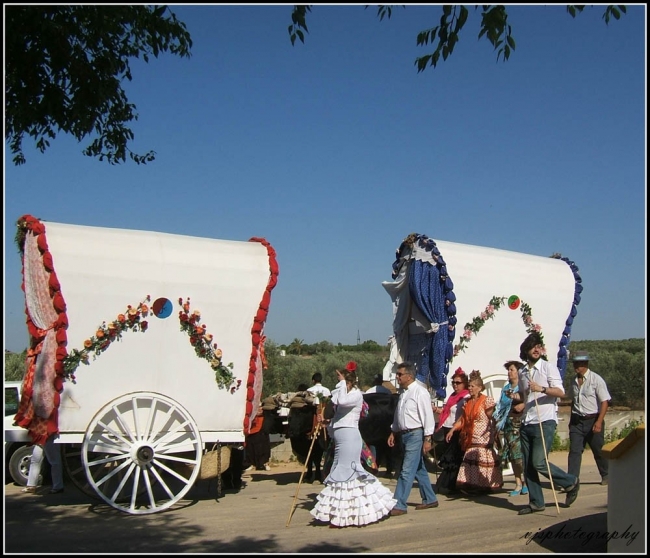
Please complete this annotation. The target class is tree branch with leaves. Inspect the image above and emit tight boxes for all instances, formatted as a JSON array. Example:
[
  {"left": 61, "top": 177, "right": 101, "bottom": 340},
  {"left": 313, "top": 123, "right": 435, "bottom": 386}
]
[
  {"left": 5, "top": 5, "right": 192, "bottom": 166},
  {"left": 289, "top": 4, "right": 627, "bottom": 72}
]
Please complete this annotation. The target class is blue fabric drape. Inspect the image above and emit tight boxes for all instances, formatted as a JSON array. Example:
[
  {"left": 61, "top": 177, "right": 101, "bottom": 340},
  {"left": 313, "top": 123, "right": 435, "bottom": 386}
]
[{"left": 408, "top": 259, "right": 448, "bottom": 398}]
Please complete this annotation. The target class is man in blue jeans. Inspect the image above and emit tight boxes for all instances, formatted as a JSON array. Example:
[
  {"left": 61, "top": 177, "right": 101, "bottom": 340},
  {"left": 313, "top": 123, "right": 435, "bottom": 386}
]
[
  {"left": 513, "top": 333, "right": 579, "bottom": 515},
  {"left": 387, "top": 361, "right": 438, "bottom": 515}
]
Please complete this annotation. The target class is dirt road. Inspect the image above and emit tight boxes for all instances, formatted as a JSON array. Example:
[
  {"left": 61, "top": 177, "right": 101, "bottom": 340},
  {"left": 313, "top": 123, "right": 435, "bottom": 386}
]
[{"left": 5, "top": 451, "right": 614, "bottom": 554}]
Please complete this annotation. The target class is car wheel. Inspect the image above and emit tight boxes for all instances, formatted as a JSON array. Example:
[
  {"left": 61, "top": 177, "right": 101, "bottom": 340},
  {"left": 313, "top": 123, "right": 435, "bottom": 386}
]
[{"left": 8, "top": 445, "right": 37, "bottom": 486}]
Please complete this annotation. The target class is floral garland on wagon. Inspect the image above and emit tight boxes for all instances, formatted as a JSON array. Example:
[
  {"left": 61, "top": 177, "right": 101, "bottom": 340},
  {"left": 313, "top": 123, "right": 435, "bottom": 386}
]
[
  {"left": 63, "top": 295, "right": 241, "bottom": 391},
  {"left": 451, "top": 295, "right": 545, "bottom": 360},
  {"left": 63, "top": 296, "right": 152, "bottom": 380},
  {"left": 178, "top": 297, "right": 241, "bottom": 392}
]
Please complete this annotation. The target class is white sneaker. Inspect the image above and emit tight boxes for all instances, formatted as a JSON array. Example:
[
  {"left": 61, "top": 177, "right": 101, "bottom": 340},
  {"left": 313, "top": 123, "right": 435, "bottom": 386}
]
[
  {"left": 264, "top": 464, "right": 271, "bottom": 471},
  {"left": 244, "top": 465, "right": 255, "bottom": 473}
]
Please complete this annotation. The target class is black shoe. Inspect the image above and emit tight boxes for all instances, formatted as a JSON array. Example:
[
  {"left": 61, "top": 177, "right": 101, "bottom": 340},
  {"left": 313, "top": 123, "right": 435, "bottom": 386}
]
[
  {"left": 518, "top": 506, "right": 545, "bottom": 515},
  {"left": 565, "top": 479, "right": 580, "bottom": 507},
  {"left": 49, "top": 488, "right": 64, "bottom": 494}
]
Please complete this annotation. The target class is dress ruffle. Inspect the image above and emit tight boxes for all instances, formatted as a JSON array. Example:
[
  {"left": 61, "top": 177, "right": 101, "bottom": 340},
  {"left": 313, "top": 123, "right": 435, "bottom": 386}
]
[{"left": 310, "top": 476, "right": 396, "bottom": 527}]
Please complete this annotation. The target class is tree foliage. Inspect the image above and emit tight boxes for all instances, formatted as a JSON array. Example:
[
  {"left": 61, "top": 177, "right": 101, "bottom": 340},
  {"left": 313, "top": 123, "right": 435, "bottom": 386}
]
[
  {"left": 564, "top": 338, "right": 645, "bottom": 409},
  {"left": 5, "top": 5, "right": 192, "bottom": 166},
  {"left": 288, "top": 4, "right": 627, "bottom": 72},
  {"left": 262, "top": 340, "right": 387, "bottom": 396},
  {"left": 4, "top": 350, "right": 27, "bottom": 382}
]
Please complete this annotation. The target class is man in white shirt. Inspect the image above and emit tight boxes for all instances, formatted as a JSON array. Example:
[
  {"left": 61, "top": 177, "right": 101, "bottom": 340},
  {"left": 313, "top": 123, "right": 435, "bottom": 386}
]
[
  {"left": 568, "top": 350, "right": 611, "bottom": 485},
  {"left": 387, "top": 362, "right": 438, "bottom": 515},
  {"left": 514, "top": 333, "right": 579, "bottom": 515},
  {"left": 307, "top": 372, "right": 331, "bottom": 404}
]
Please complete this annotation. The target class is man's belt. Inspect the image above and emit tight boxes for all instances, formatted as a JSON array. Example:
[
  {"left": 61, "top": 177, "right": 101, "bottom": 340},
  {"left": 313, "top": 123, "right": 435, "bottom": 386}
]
[
  {"left": 399, "top": 427, "right": 423, "bottom": 433},
  {"left": 572, "top": 413, "right": 599, "bottom": 420}
]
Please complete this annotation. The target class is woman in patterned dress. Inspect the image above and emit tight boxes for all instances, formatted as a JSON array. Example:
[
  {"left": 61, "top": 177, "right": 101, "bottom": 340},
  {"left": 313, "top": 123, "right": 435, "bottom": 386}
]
[
  {"left": 446, "top": 370, "right": 503, "bottom": 494},
  {"left": 493, "top": 360, "right": 528, "bottom": 496}
]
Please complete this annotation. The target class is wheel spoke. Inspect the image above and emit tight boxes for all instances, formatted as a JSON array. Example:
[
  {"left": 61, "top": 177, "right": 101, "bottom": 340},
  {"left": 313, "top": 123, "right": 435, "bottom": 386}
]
[
  {"left": 129, "top": 396, "right": 143, "bottom": 442},
  {"left": 151, "top": 419, "right": 194, "bottom": 450},
  {"left": 95, "top": 420, "right": 133, "bottom": 450},
  {"left": 92, "top": 456, "right": 131, "bottom": 488},
  {"left": 107, "top": 462, "right": 137, "bottom": 501},
  {"left": 113, "top": 405, "right": 137, "bottom": 444}
]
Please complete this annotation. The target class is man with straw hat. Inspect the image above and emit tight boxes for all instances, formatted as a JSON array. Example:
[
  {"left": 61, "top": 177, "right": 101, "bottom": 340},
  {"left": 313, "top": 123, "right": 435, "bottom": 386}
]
[{"left": 511, "top": 332, "right": 580, "bottom": 515}]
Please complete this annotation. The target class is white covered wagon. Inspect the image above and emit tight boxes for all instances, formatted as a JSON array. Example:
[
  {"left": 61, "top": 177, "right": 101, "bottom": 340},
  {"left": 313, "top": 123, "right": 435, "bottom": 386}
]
[
  {"left": 12, "top": 215, "right": 279, "bottom": 514},
  {"left": 382, "top": 233, "right": 582, "bottom": 400}
]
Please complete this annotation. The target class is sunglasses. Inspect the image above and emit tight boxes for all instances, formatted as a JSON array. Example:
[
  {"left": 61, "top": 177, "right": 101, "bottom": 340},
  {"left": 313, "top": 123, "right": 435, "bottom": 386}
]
[
  {"left": 451, "top": 381, "right": 463, "bottom": 385},
  {"left": 395, "top": 373, "right": 406, "bottom": 377}
]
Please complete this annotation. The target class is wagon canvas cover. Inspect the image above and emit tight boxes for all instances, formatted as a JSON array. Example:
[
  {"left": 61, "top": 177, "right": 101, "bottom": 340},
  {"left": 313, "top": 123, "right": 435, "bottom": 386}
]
[
  {"left": 383, "top": 233, "right": 582, "bottom": 399},
  {"left": 13, "top": 215, "right": 279, "bottom": 445}
]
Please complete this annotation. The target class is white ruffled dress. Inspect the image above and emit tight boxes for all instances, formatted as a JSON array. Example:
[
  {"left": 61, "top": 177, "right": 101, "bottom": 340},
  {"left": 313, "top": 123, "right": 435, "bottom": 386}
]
[{"left": 310, "top": 384, "right": 396, "bottom": 527}]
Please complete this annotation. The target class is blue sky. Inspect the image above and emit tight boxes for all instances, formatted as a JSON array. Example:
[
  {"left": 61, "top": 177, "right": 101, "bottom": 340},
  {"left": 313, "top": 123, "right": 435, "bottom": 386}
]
[{"left": 3, "top": 4, "right": 646, "bottom": 353}]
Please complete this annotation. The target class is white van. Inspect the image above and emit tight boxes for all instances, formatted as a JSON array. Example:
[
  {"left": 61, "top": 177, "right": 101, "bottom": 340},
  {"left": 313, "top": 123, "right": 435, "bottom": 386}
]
[{"left": 5, "top": 381, "right": 40, "bottom": 486}]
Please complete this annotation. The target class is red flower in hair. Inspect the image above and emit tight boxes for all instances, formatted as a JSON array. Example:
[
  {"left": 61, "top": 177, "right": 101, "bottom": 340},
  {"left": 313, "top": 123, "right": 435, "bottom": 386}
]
[{"left": 346, "top": 361, "right": 357, "bottom": 372}]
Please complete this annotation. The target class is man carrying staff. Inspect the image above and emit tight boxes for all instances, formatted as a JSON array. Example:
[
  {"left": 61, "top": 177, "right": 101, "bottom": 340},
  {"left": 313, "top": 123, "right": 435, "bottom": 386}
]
[{"left": 511, "top": 332, "right": 580, "bottom": 515}]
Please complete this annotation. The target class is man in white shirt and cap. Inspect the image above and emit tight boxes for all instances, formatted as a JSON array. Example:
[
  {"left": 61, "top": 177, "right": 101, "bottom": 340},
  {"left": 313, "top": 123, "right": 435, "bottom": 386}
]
[{"left": 568, "top": 350, "right": 611, "bottom": 486}]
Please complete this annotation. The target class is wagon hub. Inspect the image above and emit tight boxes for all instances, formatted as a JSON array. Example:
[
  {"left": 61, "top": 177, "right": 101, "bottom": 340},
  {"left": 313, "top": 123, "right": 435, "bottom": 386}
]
[
  {"left": 130, "top": 442, "right": 155, "bottom": 466},
  {"left": 137, "top": 445, "right": 154, "bottom": 465}
]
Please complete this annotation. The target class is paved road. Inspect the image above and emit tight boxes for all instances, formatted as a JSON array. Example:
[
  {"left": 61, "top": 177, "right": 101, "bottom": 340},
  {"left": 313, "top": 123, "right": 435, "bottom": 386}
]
[{"left": 5, "top": 451, "right": 611, "bottom": 554}]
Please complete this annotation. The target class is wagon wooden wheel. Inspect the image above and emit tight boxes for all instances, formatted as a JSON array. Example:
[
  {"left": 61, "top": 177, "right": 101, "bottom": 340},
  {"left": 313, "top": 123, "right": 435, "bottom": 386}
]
[{"left": 81, "top": 392, "right": 202, "bottom": 515}]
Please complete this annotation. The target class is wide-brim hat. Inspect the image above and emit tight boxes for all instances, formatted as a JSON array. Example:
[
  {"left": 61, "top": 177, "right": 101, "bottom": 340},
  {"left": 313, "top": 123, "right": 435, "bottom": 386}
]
[{"left": 572, "top": 350, "right": 590, "bottom": 362}]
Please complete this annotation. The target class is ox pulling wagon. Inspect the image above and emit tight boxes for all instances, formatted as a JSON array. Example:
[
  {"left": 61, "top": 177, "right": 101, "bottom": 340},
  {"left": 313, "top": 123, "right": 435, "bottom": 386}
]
[{"left": 11, "top": 215, "right": 279, "bottom": 514}]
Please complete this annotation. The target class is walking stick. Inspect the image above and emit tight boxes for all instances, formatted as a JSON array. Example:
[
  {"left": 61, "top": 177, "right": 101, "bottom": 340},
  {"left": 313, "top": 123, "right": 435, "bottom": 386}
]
[
  {"left": 525, "top": 375, "right": 560, "bottom": 515},
  {"left": 286, "top": 420, "right": 322, "bottom": 527}
]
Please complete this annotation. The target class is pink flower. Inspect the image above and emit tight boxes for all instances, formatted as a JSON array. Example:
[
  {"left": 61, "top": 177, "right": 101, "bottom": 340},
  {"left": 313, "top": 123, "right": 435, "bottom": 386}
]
[
  {"left": 480, "top": 312, "right": 487, "bottom": 320},
  {"left": 533, "top": 324, "right": 542, "bottom": 332}
]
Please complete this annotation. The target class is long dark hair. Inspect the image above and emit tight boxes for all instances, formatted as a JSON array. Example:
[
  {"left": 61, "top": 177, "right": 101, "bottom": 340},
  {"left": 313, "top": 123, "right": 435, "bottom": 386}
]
[{"left": 519, "top": 332, "right": 544, "bottom": 361}]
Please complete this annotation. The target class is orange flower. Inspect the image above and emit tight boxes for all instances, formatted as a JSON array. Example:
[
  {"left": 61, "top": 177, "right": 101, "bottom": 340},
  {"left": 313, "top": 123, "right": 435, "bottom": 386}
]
[
  {"left": 83, "top": 339, "right": 93, "bottom": 348},
  {"left": 96, "top": 329, "right": 105, "bottom": 338},
  {"left": 215, "top": 349, "right": 223, "bottom": 358},
  {"left": 140, "top": 304, "right": 149, "bottom": 315}
]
